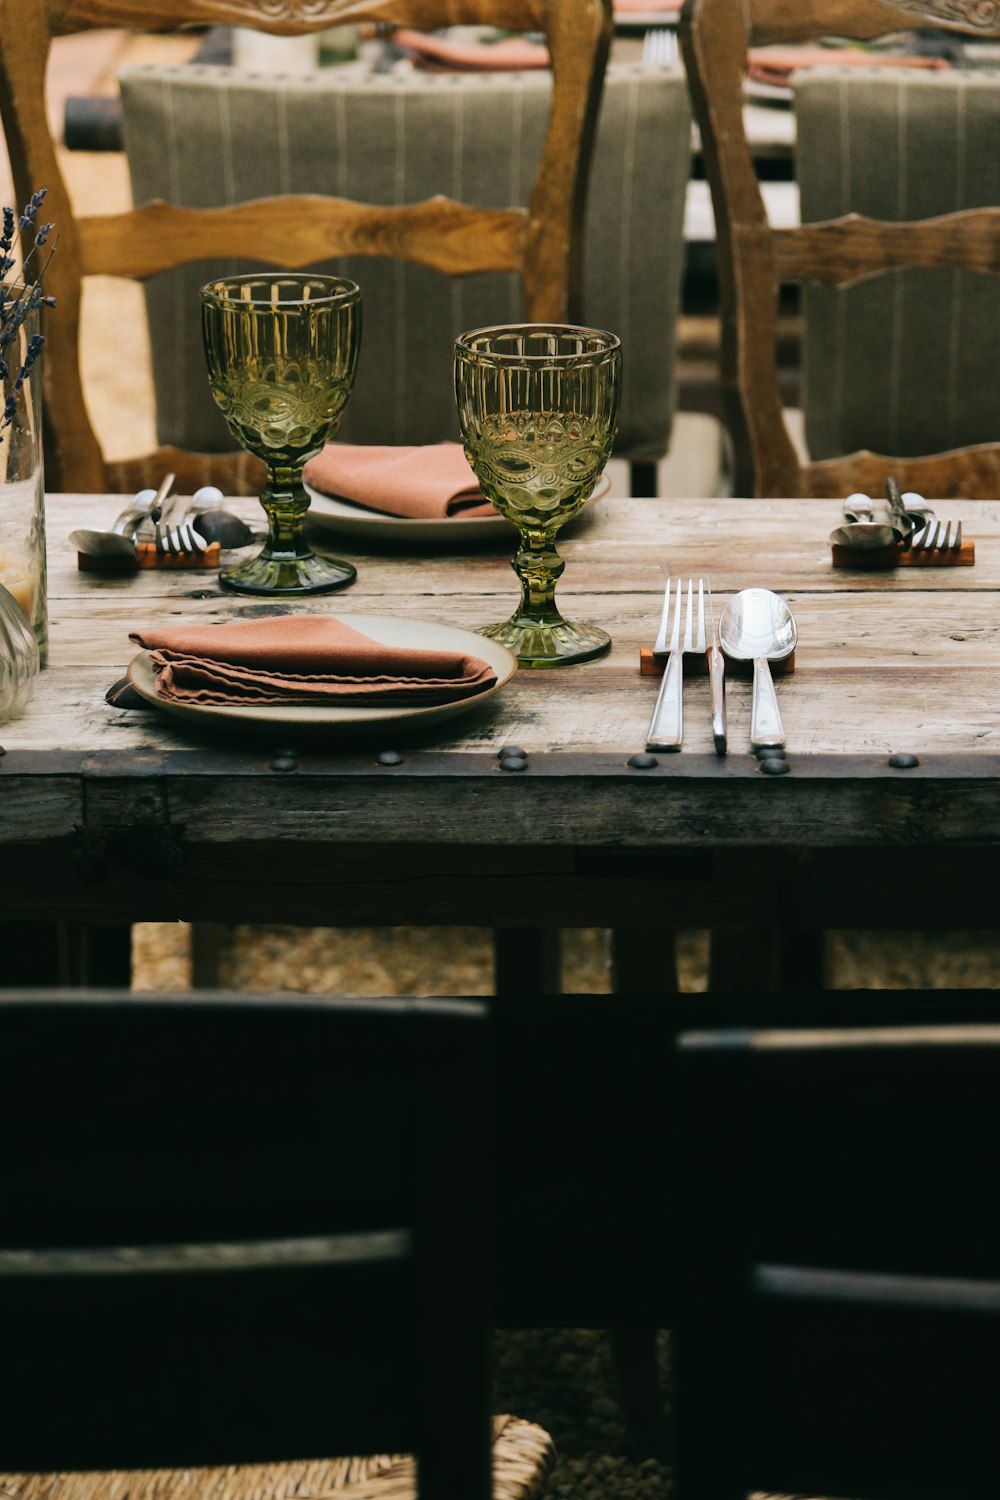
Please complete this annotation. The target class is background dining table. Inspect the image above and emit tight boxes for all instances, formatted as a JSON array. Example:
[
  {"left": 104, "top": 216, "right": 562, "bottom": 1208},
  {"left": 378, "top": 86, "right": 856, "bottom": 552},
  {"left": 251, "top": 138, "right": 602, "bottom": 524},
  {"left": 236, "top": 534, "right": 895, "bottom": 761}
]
[{"left": 2, "top": 490, "right": 998, "bottom": 948}]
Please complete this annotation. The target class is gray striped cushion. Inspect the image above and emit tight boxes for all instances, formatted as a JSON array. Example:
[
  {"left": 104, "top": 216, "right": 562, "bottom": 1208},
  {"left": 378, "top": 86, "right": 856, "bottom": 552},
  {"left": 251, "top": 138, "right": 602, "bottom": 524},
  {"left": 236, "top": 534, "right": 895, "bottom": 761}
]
[
  {"left": 119, "top": 60, "right": 690, "bottom": 460},
  {"left": 794, "top": 68, "right": 1000, "bottom": 461}
]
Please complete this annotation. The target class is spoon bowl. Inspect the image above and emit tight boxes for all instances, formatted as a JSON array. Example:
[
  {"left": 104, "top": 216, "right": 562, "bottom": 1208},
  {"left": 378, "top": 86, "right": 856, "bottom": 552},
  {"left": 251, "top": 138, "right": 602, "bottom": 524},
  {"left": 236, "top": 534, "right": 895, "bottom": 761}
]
[
  {"left": 190, "top": 485, "right": 257, "bottom": 549},
  {"left": 719, "top": 587, "right": 797, "bottom": 749},
  {"left": 828, "top": 492, "right": 905, "bottom": 551},
  {"left": 69, "top": 511, "right": 147, "bottom": 560}
]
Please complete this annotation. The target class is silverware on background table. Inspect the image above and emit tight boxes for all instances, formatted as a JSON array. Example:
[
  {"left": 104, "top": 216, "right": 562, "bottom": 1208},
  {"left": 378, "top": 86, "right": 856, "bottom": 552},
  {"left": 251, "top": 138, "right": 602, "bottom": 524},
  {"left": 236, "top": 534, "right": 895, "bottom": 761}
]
[
  {"left": 646, "top": 576, "right": 706, "bottom": 752},
  {"left": 641, "top": 26, "right": 678, "bottom": 65},
  {"left": 68, "top": 476, "right": 173, "bottom": 563},
  {"left": 828, "top": 492, "right": 905, "bottom": 551},
  {"left": 886, "top": 476, "right": 962, "bottom": 555}
]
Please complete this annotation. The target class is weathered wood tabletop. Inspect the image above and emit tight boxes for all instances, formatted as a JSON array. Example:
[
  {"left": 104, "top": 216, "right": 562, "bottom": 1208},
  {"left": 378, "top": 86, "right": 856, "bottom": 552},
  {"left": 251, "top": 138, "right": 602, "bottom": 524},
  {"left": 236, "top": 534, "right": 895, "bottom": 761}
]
[{"left": 2, "top": 493, "right": 999, "bottom": 930}]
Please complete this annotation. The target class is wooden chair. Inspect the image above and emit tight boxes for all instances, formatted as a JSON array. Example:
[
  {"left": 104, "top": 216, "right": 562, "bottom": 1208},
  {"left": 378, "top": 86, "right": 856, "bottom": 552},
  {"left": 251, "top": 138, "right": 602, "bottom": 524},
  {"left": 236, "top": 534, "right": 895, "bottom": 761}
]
[
  {"left": 0, "top": 0, "right": 612, "bottom": 496},
  {"left": 680, "top": 0, "right": 1000, "bottom": 499},
  {"left": 114, "top": 47, "right": 690, "bottom": 496},
  {"left": 672, "top": 990, "right": 1000, "bottom": 1499},
  {"left": 0, "top": 988, "right": 553, "bottom": 1500}
]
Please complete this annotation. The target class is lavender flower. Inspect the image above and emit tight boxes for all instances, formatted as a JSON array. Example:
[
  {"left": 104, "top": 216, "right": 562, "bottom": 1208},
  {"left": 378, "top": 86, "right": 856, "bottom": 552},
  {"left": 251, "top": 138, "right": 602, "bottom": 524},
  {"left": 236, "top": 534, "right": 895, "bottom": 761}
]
[{"left": 0, "top": 188, "right": 55, "bottom": 444}]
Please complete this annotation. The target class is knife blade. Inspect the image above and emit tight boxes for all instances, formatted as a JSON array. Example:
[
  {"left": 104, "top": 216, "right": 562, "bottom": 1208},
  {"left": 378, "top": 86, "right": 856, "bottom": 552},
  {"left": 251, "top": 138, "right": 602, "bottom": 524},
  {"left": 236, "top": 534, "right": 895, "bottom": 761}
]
[{"left": 706, "top": 582, "right": 727, "bottom": 756}]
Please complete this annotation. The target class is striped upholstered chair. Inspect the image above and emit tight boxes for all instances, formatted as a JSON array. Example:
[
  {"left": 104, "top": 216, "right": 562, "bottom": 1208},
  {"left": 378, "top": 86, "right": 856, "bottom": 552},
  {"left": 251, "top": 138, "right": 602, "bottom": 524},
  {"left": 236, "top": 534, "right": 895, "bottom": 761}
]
[
  {"left": 681, "top": 0, "right": 1000, "bottom": 500},
  {"left": 116, "top": 54, "right": 691, "bottom": 492},
  {"left": 0, "top": 0, "right": 614, "bottom": 496}
]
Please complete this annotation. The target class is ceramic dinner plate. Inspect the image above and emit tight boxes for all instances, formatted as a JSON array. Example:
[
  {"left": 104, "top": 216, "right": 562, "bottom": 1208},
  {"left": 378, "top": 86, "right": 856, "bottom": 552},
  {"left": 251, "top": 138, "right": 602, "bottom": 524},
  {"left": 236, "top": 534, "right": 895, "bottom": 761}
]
[
  {"left": 126, "top": 613, "right": 518, "bottom": 738},
  {"left": 613, "top": 10, "right": 680, "bottom": 29},
  {"left": 304, "top": 473, "right": 611, "bottom": 546},
  {"left": 743, "top": 77, "right": 793, "bottom": 105}
]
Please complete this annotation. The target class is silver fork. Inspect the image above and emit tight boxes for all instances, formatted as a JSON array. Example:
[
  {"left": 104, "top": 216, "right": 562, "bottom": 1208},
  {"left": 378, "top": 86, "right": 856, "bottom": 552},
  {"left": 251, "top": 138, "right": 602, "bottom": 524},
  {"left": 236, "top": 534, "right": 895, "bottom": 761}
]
[
  {"left": 888, "top": 481, "right": 962, "bottom": 555},
  {"left": 154, "top": 512, "right": 208, "bottom": 556},
  {"left": 910, "top": 516, "right": 962, "bottom": 555},
  {"left": 641, "top": 26, "right": 678, "bottom": 66},
  {"left": 646, "top": 577, "right": 706, "bottom": 751}
]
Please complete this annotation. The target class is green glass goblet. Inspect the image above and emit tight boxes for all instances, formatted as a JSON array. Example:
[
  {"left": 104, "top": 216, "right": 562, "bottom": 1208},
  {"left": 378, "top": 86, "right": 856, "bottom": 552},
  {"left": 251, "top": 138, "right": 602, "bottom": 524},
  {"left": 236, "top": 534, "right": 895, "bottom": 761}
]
[
  {"left": 201, "top": 273, "right": 361, "bottom": 596},
  {"left": 455, "top": 323, "right": 621, "bottom": 667}
]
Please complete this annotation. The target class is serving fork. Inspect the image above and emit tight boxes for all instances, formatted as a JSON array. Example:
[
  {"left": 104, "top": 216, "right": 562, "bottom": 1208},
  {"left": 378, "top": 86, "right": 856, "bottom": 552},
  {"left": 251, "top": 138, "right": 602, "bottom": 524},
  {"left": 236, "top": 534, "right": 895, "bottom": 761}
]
[{"left": 647, "top": 577, "right": 706, "bottom": 751}]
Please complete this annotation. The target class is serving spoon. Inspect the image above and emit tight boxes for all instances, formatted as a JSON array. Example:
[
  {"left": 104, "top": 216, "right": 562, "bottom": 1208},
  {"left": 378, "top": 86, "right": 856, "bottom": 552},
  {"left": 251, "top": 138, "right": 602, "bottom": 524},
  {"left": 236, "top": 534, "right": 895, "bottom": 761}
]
[
  {"left": 719, "top": 587, "right": 797, "bottom": 749},
  {"left": 827, "top": 492, "right": 905, "bottom": 551}
]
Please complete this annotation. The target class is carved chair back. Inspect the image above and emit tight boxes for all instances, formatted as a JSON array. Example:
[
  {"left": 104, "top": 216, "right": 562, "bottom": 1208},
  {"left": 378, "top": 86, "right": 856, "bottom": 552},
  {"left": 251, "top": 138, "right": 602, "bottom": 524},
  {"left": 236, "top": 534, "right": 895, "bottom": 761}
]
[
  {"left": 0, "top": 0, "right": 611, "bottom": 494},
  {"left": 681, "top": 0, "right": 1000, "bottom": 498}
]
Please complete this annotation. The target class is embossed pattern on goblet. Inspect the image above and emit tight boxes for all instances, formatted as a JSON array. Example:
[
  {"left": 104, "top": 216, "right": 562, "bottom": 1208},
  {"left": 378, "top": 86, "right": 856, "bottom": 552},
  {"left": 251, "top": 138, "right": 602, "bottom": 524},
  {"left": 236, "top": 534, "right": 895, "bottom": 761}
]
[
  {"left": 455, "top": 324, "right": 621, "bottom": 667},
  {"left": 201, "top": 273, "right": 361, "bottom": 596}
]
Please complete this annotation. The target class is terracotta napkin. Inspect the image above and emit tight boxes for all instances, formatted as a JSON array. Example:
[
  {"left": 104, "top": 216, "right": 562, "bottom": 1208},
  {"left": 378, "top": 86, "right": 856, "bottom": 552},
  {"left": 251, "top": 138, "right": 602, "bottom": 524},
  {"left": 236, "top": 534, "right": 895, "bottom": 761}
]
[
  {"left": 747, "top": 45, "right": 951, "bottom": 87},
  {"left": 392, "top": 27, "right": 550, "bottom": 70},
  {"left": 304, "top": 441, "right": 498, "bottom": 521},
  {"left": 614, "top": 0, "right": 683, "bottom": 12},
  {"left": 130, "top": 615, "right": 497, "bottom": 706}
]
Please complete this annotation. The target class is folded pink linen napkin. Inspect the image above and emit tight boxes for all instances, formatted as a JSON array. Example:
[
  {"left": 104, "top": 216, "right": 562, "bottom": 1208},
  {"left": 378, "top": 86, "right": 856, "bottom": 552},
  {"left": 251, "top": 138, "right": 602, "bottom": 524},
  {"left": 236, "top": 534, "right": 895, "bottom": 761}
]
[
  {"left": 747, "top": 45, "right": 951, "bottom": 86},
  {"left": 130, "top": 615, "right": 497, "bottom": 706},
  {"left": 614, "top": 0, "right": 683, "bottom": 12},
  {"left": 392, "top": 27, "right": 550, "bottom": 70},
  {"left": 304, "top": 441, "right": 498, "bottom": 521}
]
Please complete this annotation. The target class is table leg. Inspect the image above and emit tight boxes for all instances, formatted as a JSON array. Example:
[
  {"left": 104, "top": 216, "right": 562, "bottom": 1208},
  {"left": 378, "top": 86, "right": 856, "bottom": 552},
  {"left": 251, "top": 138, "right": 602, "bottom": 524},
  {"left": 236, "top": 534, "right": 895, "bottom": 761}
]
[
  {"left": 0, "top": 921, "right": 131, "bottom": 985},
  {"left": 708, "top": 929, "right": 826, "bottom": 990},
  {"left": 493, "top": 928, "right": 562, "bottom": 997},
  {"left": 610, "top": 929, "right": 678, "bottom": 994},
  {"left": 611, "top": 1326, "right": 670, "bottom": 1460}
]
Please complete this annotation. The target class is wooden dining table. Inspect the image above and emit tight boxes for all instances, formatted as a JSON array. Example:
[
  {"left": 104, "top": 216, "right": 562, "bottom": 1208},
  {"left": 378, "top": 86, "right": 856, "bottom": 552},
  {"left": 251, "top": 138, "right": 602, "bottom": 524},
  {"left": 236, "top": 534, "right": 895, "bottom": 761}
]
[{"left": 2, "top": 491, "right": 998, "bottom": 949}]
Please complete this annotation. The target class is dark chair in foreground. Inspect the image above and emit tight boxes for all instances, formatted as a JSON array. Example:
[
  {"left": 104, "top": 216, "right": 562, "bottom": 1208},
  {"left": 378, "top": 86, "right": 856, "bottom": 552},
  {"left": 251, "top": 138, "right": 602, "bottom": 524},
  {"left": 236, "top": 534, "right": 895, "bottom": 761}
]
[
  {"left": 673, "top": 996, "right": 1000, "bottom": 1499},
  {"left": 0, "top": 990, "right": 553, "bottom": 1500},
  {"left": 681, "top": 0, "right": 1000, "bottom": 499}
]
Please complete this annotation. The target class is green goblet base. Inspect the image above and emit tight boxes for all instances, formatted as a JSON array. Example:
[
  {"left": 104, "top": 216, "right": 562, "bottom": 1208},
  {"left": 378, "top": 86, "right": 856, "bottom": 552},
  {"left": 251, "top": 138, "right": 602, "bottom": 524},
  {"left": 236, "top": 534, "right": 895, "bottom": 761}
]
[
  {"left": 479, "top": 613, "right": 611, "bottom": 669},
  {"left": 219, "top": 548, "right": 357, "bottom": 597}
]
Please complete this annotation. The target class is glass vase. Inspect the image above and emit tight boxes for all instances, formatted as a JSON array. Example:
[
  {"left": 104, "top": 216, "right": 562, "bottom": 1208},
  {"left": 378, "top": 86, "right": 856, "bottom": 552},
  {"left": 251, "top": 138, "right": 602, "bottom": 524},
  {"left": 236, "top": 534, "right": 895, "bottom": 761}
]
[{"left": 0, "top": 299, "right": 47, "bottom": 666}]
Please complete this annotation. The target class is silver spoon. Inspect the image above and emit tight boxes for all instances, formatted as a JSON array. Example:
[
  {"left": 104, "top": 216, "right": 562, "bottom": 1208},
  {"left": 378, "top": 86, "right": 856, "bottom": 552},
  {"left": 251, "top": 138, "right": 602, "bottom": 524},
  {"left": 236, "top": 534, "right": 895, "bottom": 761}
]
[
  {"left": 69, "top": 473, "right": 176, "bottom": 561},
  {"left": 189, "top": 485, "right": 256, "bottom": 549},
  {"left": 719, "top": 587, "right": 797, "bottom": 749},
  {"left": 69, "top": 507, "right": 148, "bottom": 560},
  {"left": 827, "top": 492, "right": 905, "bottom": 551}
]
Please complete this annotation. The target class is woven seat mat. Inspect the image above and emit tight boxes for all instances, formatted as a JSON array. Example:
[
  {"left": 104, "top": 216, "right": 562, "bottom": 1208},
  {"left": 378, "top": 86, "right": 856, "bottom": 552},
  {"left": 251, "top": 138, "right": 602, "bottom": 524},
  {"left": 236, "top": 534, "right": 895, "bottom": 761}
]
[{"left": 0, "top": 1415, "right": 554, "bottom": 1500}]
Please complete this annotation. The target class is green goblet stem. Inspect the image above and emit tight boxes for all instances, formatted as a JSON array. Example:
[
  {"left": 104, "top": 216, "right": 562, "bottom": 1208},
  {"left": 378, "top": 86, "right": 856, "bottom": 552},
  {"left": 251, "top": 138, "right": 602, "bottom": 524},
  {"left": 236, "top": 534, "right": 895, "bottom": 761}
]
[
  {"left": 219, "top": 465, "right": 356, "bottom": 596},
  {"left": 514, "top": 532, "right": 565, "bottom": 620},
  {"left": 480, "top": 526, "right": 610, "bottom": 668}
]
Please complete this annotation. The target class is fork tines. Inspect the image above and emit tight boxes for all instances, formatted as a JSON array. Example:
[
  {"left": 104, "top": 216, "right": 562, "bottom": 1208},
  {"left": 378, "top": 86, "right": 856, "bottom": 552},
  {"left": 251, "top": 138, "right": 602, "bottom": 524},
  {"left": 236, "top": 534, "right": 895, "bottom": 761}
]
[{"left": 909, "top": 517, "right": 962, "bottom": 554}]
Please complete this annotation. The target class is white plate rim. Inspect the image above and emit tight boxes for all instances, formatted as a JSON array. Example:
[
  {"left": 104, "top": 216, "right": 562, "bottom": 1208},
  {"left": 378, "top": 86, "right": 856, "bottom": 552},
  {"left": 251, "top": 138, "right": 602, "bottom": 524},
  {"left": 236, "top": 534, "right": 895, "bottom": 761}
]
[
  {"left": 125, "top": 612, "right": 518, "bottom": 736},
  {"left": 304, "top": 472, "right": 612, "bottom": 544},
  {"left": 613, "top": 10, "right": 680, "bottom": 29}
]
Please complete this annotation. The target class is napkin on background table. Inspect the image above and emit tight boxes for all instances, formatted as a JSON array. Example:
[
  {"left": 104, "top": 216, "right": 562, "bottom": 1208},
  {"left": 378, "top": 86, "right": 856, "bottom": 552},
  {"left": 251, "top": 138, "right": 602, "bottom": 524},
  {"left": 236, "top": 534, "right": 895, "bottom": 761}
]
[
  {"left": 304, "top": 441, "right": 498, "bottom": 520},
  {"left": 392, "top": 27, "right": 549, "bottom": 70},
  {"left": 614, "top": 0, "right": 684, "bottom": 11},
  {"left": 747, "top": 46, "right": 951, "bottom": 86},
  {"left": 130, "top": 615, "right": 498, "bottom": 706}
]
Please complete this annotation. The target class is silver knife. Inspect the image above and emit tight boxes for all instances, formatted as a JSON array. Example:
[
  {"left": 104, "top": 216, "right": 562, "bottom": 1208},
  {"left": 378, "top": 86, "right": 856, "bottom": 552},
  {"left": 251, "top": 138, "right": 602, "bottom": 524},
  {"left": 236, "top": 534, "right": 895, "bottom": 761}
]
[{"left": 706, "top": 582, "right": 727, "bottom": 756}]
